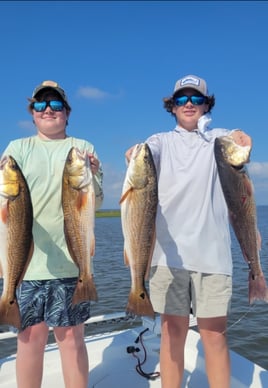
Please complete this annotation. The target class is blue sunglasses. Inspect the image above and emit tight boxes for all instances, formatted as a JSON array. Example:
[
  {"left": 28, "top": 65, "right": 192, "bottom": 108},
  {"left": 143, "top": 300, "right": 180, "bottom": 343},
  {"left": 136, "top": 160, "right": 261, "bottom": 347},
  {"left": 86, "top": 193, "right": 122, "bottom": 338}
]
[
  {"left": 174, "top": 95, "right": 207, "bottom": 106},
  {"left": 32, "top": 100, "right": 64, "bottom": 112}
]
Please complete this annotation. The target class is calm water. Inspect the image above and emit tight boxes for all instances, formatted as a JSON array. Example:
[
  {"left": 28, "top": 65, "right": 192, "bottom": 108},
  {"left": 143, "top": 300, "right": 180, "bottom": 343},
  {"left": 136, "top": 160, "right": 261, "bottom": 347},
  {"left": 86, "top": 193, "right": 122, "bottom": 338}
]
[{"left": 1, "top": 207, "right": 268, "bottom": 370}]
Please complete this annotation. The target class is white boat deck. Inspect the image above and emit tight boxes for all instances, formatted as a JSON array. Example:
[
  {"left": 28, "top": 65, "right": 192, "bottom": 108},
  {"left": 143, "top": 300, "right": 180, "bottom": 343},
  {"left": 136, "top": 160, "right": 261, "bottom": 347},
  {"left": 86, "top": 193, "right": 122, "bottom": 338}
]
[{"left": 0, "top": 313, "right": 267, "bottom": 387}]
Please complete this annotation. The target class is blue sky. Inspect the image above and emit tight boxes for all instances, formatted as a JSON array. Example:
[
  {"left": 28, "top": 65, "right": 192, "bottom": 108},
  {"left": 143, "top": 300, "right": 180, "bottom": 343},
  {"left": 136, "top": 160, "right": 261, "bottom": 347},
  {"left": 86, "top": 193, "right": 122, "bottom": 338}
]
[{"left": 0, "top": 1, "right": 268, "bottom": 208}]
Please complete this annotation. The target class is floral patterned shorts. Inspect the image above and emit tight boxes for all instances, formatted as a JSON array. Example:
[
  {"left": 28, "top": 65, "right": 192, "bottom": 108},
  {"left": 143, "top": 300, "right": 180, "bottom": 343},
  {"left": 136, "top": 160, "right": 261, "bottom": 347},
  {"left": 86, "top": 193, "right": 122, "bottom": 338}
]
[{"left": 15, "top": 277, "right": 91, "bottom": 332}]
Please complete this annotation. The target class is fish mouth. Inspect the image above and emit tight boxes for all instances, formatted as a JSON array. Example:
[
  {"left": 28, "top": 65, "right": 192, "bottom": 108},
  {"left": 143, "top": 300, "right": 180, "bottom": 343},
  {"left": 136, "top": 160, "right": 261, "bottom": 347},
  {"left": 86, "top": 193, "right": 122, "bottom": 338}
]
[
  {"left": 130, "top": 143, "right": 146, "bottom": 162},
  {"left": 218, "top": 137, "right": 251, "bottom": 167}
]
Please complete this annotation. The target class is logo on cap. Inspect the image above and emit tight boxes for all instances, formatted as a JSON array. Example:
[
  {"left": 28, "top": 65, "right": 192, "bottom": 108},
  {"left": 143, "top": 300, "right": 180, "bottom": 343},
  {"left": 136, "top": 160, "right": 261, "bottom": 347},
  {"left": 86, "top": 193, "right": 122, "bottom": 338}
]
[{"left": 180, "top": 76, "right": 200, "bottom": 87}]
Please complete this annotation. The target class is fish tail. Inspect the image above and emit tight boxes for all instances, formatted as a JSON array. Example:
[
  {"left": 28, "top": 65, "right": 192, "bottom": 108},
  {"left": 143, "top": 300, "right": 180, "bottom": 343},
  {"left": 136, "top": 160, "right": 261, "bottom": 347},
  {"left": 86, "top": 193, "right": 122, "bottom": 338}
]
[
  {"left": 0, "top": 298, "right": 21, "bottom": 330},
  {"left": 72, "top": 275, "right": 98, "bottom": 305},
  {"left": 248, "top": 272, "right": 268, "bottom": 304},
  {"left": 126, "top": 287, "right": 155, "bottom": 318}
]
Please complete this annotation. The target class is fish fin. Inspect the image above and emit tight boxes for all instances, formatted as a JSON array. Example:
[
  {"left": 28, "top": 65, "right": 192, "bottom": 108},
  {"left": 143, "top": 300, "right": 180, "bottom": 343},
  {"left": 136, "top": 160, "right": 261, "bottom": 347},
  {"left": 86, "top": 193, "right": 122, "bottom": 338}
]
[
  {"left": 144, "top": 226, "right": 156, "bottom": 281},
  {"left": 248, "top": 272, "right": 268, "bottom": 304},
  {"left": 257, "top": 229, "right": 262, "bottom": 251},
  {"left": 72, "top": 273, "right": 98, "bottom": 305},
  {"left": 119, "top": 187, "right": 133, "bottom": 205},
  {"left": 90, "top": 190, "right": 96, "bottom": 258},
  {"left": 91, "top": 190, "right": 96, "bottom": 212},
  {"left": 126, "top": 287, "right": 154, "bottom": 319},
  {"left": 77, "top": 191, "right": 88, "bottom": 210},
  {"left": 123, "top": 249, "right": 130, "bottom": 266},
  {"left": 0, "top": 199, "right": 9, "bottom": 223},
  {"left": 243, "top": 175, "right": 254, "bottom": 198},
  {"left": 0, "top": 297, "right": 21, "bottom": 330},
  {"left": 90, "top": 235, "right": 95, "bottom": 257}
]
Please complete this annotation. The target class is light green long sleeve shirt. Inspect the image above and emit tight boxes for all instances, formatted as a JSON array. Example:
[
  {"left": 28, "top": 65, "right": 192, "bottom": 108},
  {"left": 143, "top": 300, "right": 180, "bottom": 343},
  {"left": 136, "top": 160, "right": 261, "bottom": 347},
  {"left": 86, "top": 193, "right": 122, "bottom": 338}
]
[{"left": 3, "top": 135, "right": 103, "bottom": 280}]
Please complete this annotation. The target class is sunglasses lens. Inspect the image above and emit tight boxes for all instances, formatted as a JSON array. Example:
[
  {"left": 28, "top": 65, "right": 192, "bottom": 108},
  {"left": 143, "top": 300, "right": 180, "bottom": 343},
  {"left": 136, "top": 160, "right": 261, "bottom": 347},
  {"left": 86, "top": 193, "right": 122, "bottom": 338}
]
[
  {"left": 191, "top": 96, "right": 206, "bottom": 105},
  {"left": 49, "top": 100, "right": 64, "bottom": 111},
  {"left": 175, "top": 96, "right": 188, "bottom": 106},
  {"left": 33, "top": 101, "right": 47, "bottom": 112}
]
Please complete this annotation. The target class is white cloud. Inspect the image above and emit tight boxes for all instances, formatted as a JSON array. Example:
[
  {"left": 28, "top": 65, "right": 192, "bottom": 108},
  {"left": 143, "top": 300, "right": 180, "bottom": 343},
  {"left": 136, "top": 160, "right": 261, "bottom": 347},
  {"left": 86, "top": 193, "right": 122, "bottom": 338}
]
[
  {"left": 77, "top": 86, "right": 110, "bottom": 100},
  {"left": 76, "top": 86, "right": 124, "bottom": 101},
  {"left": 248, "top": 162, "right": 268, "bottom": 205},
  {"left": 18, "top": 120, "right": 35, "bottom": 131},
  {"left": 101, "top": 163, "right": 125, "bottom": 209},
  {"left": 248, "top": 162, "right": 268, "bottom": 178}
]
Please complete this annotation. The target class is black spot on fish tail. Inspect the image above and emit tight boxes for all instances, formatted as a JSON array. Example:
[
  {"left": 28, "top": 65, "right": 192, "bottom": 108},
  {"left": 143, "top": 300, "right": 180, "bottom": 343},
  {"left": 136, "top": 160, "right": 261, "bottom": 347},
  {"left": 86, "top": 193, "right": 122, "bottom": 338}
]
[
  {"left": 72, "top": 275, "right": 98, "bottom": 305},
  {"left": 248, "top": 262, "right": 255, "bottom": 280},
  {"left": 126, "top": 289, "right": 155, "bottom": 318},
  {"left": 0, "top": 299, "right": 21, "bottom": 329},
  {"left": 139, "top": 292, "right": 145, "bottom": 300}
]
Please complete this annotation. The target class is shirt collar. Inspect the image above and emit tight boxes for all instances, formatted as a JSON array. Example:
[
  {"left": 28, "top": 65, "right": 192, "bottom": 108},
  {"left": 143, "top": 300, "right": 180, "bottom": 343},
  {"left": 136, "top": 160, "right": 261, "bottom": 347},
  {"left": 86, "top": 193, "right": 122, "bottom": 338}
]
[{"left": 174, "top": 113, "right": 212, "bottom": 142}]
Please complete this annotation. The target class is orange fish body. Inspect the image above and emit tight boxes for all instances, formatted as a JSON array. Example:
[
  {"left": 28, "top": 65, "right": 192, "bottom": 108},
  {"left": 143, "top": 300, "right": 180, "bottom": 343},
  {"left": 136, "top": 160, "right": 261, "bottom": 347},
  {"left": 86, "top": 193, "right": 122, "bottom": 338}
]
[
  {"left": 120, "top": 143, "right": 158, "bottom": 318},
  {"left": 0, "top": 156, "right": 33, "bottom": 330},
  {"left": 62, "top": 147, "right": 97, "bottom": 305}
]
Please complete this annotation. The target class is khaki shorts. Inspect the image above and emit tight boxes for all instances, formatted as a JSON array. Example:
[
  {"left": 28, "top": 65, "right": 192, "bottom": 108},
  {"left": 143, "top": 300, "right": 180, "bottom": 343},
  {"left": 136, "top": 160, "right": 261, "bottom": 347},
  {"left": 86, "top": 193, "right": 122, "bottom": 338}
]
[{"left": 149, "top": 266, "right": 232, "bottom": 318}]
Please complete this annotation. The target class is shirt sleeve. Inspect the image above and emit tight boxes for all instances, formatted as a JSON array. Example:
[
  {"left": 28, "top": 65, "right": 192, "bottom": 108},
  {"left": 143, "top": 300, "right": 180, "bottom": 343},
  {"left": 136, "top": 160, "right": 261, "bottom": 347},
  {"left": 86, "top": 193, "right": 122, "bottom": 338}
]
[{"left": 2, "top": 140, "right": 23, "bottom": 167}]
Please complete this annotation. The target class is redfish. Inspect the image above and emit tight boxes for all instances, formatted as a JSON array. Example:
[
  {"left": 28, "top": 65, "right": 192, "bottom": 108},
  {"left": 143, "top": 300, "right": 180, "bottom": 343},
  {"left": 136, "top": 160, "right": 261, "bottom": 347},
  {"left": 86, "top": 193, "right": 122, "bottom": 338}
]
[
  {"left": 62, "top": 147, "right": 97, "bottom": 305},
  {"left": 214, "top": 135, "right": 268, "bottom": 304},
  {"left": 0, "top": 155, "right": 33, "bottom": 330},
  {"left": 120, "top": 143, "right": 158, "bottom": 318}
]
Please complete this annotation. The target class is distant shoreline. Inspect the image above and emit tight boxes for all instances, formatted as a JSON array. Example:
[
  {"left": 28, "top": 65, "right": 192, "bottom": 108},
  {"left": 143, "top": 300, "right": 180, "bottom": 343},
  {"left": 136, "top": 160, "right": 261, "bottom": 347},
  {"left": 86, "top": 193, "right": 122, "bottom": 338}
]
[
  {"left": 96, "top": 209, "right": 120, "bottom": 218},
  {"left": 95, "top": 205, "right": 268, "bottom": 218}
]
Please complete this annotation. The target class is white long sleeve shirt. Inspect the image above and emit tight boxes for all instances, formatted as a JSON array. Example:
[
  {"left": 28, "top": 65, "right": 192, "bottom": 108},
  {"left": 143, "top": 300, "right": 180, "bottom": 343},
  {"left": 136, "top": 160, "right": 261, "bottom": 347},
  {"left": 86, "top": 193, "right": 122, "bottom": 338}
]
[{"left": 146, "top": 115, "right": 234, "bottom": 275}]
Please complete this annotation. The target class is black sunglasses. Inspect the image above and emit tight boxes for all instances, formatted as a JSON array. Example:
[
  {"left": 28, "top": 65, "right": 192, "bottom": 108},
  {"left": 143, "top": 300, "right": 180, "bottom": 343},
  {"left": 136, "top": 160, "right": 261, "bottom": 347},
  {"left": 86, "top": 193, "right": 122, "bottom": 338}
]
[
  {"left": 31, "top": 100, "right": 65, "bottom": 112},
  {"left": 174, "top": 95, "right": 207, "bottom": 106}
]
